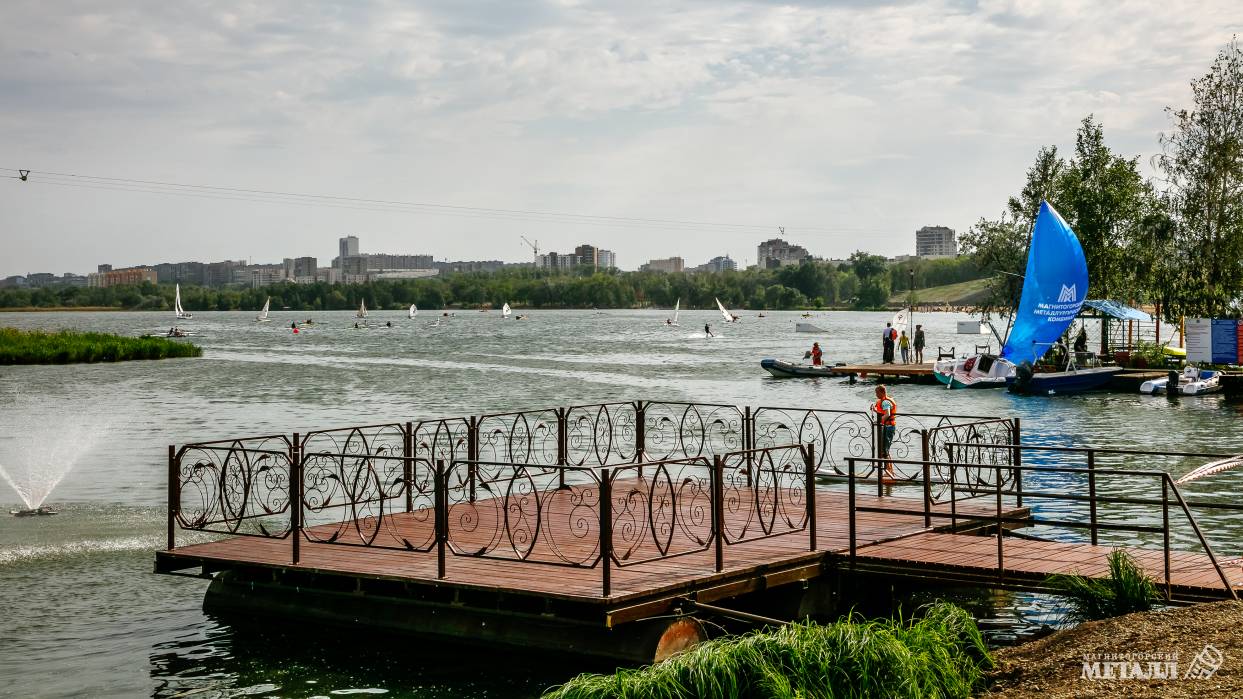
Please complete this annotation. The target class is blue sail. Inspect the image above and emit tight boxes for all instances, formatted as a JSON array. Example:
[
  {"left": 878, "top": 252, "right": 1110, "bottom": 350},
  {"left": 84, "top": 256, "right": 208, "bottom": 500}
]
[{"left": 1000, "top": 201, "right": 1088, "bottom": 364}]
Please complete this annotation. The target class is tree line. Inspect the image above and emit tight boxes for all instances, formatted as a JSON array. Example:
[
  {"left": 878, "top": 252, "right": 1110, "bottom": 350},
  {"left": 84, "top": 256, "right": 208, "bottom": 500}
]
[
  {"left": 0, "top": 254, "right": 983, "bottom": 313},
  {"left": 963, "top": 38, "right": 1243, "bottom": 320}
]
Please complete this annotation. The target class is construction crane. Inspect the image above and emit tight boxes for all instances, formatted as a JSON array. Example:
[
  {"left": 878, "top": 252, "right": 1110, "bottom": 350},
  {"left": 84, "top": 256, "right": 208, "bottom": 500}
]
[{"left": 520, "top": 235, "right": 540, "bottom": 259}]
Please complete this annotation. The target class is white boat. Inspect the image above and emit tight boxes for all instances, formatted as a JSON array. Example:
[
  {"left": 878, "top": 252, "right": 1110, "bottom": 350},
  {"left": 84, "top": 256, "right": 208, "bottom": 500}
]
[
  {"left": 665, "top": 299, "right": 681, "bottom": 327},
  {"left": 255, "top": 297, "right": 271, "bottom": 323},
  {"left": 1143, "top": 366, "right": 1223, "bottom": 395},
  {"left": 502, "top": 303, "right": 512, "bottom": 319},
  {"left": 174, "top": 284, "right": 193, "bottom": 319},
  {"left": 933, "top": 354, "right": 1016, "bottom": 389},
  {"left": 356, "top": 300, "right": 368, "bottom": 319},
  {"left": 715, "top": 297, "right": 738, "bottom": 323},
  {"left": 795, "top": 322, "right": 826, "bottom": 333},
  {"left": 408, "top": 304, "right": 418, "bottom": 319}
]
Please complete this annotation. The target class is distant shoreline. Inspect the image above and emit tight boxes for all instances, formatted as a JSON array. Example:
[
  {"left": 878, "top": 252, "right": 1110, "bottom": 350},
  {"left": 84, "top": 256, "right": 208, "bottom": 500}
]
[{"left": 1, "top": 306, "right": 122, "bottom": 312}]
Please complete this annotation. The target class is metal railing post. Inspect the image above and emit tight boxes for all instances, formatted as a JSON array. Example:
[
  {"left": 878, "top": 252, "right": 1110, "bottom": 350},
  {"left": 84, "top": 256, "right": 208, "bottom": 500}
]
[
  {"left": 847, "top": 457, "right": 857, "bottom": 568},
  {"left": 1165, "top": 478, "right": 1237, "bottom": 600},
  {"left": 1011, "top": 418, "right": 1023, "bottom": 507},
  {"left": 467, "top": 417, "right": 478, "bottom": 503},
  {"left": 291, "top": 433, "right": 301, "bottom": 565},
  {"left": 600, "top": 468, "right": 612, "bottom": 596},
  {"left": 949, "top": 456, "right": 958, "bottom": 531},
  {"left": 634, "top": 401, "right": 646, "bottom": 463},
  {"left": 557, "top": 408, "right": 568, "bottom": 489},
  {"left": 920, "top": 430, "right": 931, "bottom": 528},
  {"left": 404, "top": 421, "right": 414, "bottom": 513},
  {"left": 713, "top": 455, "right": 725, "bottom": 572},
  {"left": 1162, "top": 478, "right": 1172, "bottom": 601},
  {"left": 1087, "top": 450, "right": 1099, "bottom": 546},
  {"left": 743, "top": 406, "right": 754, "bottom": 486},
  {"left": 876, "top": 414, "right": 885, "bottom": 498},
  {"left": 167, "top": 445, "right": 178, "bottom": 551},
  {"left": 436, "top": 459, "right": 447, "bottom": 579},
  {"left": 995, "top": 461, "right": 1003, "bottom": 581},
  {"left": 804, "top": 444, "right": 817, "bottom": 551}
]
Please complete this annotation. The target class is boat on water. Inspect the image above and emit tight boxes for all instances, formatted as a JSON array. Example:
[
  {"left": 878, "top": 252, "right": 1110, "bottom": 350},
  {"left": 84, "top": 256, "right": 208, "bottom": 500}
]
[
  {"left": 354, "top": 300, "right": 369, "bottom": 327},
  {"left": 934, "top": 201, "right": 1089, "bottom": 391},
  {"left": 1140, "top": 366, "right": 1223, "bottom": 396},
  {"left": 11, "top": 506, "right": 58, "bottom": 517},
  {"left": 408, "top": 304, "right": 418, "bottom": 320},
  {"left": 716, "top": 297, "right": 739, "bottom": 323},
  {"left": 1009, "top": 362, "right": 1121, "bottom": 396},
  {"left": 174, "top": 284, "right": 193, "bottom": 319},
  {"left": 664, "top": 299, "right": 681, "bottom": 327},
  {"left": 255, "top": 297, "right": 271, "bottom": 323},
  {"left": 795, "top": 322, "right": 826, "bottom": 333},
  {"left": 760, "top": 358, "right": 839, "bottom": 378},
  {"left": 502, "top": 303, "right": 512, "bottom": 319}
]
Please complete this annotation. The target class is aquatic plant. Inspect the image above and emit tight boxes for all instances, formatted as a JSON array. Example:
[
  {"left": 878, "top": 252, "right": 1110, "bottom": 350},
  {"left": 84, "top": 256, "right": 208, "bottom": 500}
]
[
  {"left": 1046, "top": 549, "right": 1160, "bottom": 623},
  {"left": 0, "top": 328, "right": 202, "bottom": 364},
  {"left": 542, "top": 602, "right": 992, "bottom": 699}
]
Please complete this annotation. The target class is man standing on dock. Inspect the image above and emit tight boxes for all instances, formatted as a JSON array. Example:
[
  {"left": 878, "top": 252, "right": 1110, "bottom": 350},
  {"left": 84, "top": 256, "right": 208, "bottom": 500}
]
[
  {"left": 882, "top": 322, "right": 896, "bottom": 363},
  {"left": 914, "top": 324, "right": 926, "bottom": 364},
  {"left": 873, "top": 385, "right": 897, "bottom": 484}
]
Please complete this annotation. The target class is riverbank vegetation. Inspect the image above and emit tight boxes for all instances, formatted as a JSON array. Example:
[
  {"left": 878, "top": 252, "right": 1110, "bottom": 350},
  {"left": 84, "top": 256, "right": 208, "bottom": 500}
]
[
  {"left": 1047, "top": 550, "right": 1160, "bottom": 623},
  {"left": 542, "top": 603, "right": 992, "bottom": 699},
  {"left": 0, "top": 254, "right": 983, "bottom": 313},
  {"left": 0, "top": 328, "right": 202, "bottom": 364}
]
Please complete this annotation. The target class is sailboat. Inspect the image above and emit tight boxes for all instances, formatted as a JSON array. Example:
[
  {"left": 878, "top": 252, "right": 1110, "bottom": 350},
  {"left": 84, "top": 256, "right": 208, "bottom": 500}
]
[
  {"left": 174, "top": 284, "right": 193, "bottom": 319},
  {"left": 933, "top": 201, "right": 1090, "bottom": 389},
  {"left": 891, "top": 307, "right": 910, "bottom": 336},
  {"left": 502, "top": 303, "right": 512, "bottom": 319},
  {"left": 665, "top": 299, "right": 680, "bottom": 327},
  {"left": 255, "top": 297, "right": 271, "bottom": 323},
  {"left": 408, "top": 304, "right": 418, "bottom": 320},
  {"left": 715, "top": 297, "right": 738, "bottom": 323}
]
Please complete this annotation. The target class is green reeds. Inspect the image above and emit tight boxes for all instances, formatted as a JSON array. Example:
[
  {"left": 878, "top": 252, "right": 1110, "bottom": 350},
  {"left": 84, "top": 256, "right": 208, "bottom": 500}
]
[
  {"left": 0, "top": 327, "right": 202, "bottom": 364},
  {"left": 543, "top": 602, "right": 993, "bottom": 699},
  {"left": 1047, "top": 549, "right": 1160, "bottom": 623}
]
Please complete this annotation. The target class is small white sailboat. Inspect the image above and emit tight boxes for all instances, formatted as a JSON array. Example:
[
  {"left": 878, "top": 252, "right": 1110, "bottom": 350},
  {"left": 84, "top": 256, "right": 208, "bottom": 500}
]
[
  {"left": 174, "top": 284, "right": 193, "bottom": 319},
  {"left": 665, "top": 299, "right": 681, "bottom": 327},
  {"left": 716, "top": 297, "right": 738, "bottom": 323},
  {"left": 408, "top": 304, "right": 418, "bottom": 319},
  {"left": 502, "top": 303, "right": 512, "bottom": 319},
  {"left": 357, "top": 300, "right": 368, "bottom": 318},
  {"left": 255, "top": 297, "right": 271, "bottom": 323}
]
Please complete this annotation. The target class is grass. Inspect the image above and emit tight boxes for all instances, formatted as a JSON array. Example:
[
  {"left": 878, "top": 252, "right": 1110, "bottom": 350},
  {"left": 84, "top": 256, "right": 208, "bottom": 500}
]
[
  {"left": 889, "top": 278, "right": 991, "bottom": 306},
  {"left": 1046, "top": 549, "right": 1160, "bottom": 623},
  {"left": 542, "top": 603, "right": 993, "bottom": 699},
  {"left": 0, "top": 327, "right": 202, "bottom": 364}
]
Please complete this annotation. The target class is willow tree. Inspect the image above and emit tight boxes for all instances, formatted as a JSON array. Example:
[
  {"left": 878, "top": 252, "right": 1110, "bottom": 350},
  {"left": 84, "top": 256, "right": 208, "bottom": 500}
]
[{"left": 1156, "top": 37, "right": 1243, "bottom": 318}]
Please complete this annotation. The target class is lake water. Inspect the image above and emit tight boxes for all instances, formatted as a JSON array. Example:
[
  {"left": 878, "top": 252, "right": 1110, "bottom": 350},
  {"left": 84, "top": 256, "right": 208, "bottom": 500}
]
[{"left": 2, "top": 309, "right": 1241, "bottom": 697}]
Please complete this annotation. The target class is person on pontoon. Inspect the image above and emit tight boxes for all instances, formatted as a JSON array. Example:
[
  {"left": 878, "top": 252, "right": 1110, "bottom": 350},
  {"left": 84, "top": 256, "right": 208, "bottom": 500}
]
[{"left": 808, "top": 342, "right": 823, "bottom": 366}]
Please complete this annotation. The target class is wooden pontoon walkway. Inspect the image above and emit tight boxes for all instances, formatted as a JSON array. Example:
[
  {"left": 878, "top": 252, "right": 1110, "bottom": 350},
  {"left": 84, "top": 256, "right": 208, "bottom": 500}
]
[
  {"left": 826, "top": 362, "right": 939, "bottom": 383},
  {"left": 157, "top": 483, "right": 1240, "bottom": 624}
]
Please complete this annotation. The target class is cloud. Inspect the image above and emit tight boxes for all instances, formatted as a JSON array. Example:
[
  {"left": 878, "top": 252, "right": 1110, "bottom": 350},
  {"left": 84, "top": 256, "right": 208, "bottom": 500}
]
[{"left": 0, "top": 0, "right": 1239, "bottom": 275}]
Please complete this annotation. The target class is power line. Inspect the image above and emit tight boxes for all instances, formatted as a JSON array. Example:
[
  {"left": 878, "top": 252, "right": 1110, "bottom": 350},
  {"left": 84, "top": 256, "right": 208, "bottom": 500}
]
[{"left": 3, "top": 167, "right": 892, "bottom": 237}]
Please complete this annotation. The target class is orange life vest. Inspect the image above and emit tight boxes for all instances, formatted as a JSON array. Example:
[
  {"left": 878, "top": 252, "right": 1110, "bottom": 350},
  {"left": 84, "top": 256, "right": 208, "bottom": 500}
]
[{"left": 873, "top": 396, "right": 897, "bottom": 426}]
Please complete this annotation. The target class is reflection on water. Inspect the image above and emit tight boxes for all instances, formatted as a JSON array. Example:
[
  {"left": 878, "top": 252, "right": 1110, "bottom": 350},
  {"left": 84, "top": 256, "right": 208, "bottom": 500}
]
[{"left": 1, "top": 310, "right": 1241, "bottom": 697}]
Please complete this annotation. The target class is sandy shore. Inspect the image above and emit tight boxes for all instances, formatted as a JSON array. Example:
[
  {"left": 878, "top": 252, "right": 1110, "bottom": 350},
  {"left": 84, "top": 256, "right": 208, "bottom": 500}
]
[{"left": 982, "top": 601, "right": 1242, "bottom": 698}]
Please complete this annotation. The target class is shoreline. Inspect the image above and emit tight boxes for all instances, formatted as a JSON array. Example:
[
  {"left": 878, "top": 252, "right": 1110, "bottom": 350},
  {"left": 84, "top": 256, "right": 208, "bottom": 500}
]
[{"left": 983, "top": 601, "right": 1242, "bottom": 697}]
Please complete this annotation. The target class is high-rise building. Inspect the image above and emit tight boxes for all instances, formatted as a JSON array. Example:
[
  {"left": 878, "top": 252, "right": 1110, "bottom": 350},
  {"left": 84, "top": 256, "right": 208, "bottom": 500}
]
[
  {"left": 597, "top": 249, "right": 616, "bottom": 270},
  {"left": 692, "top": 255, "right": 737, "bottom": 273},
  {"left": 338, "top": 236, "right": 359, "bottom": 269},
  {"left": 757, "top": 238, "right": 810, "bottom": 268},
  {"left": 639, "top": 257, "right": 684, "bottom": 273},
  {"left": 574, "top": 244, "right": 597, "bottom": 269},
  {"left": 915, "top": 226, "right": 957, "bottom": 258},
  {"left": 88, "top": 266, "right": 157, "bottom": 288}
]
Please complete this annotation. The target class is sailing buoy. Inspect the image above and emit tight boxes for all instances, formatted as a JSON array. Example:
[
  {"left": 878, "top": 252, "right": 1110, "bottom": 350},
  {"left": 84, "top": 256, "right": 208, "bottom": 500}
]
[{"left": 293, "top": 327, "right": 299, "bottom": 334}]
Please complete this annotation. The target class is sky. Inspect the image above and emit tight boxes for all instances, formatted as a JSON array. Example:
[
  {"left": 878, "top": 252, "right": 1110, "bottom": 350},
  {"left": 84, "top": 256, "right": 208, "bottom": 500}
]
[{"left": 1, "top": 0, "right": 1240, "bottom": 277}]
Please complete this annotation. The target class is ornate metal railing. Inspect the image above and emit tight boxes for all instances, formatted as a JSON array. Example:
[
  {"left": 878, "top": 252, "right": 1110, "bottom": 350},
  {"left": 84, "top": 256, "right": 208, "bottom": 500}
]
[{"left": 173, "top": 438, "right": 293, "bottom": 539}]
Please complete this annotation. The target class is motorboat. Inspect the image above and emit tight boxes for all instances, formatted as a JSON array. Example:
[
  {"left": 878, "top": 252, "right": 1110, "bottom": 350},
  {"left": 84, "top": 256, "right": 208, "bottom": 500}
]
[
  {"left": 760, "top": 358, "right": 839, "bottom": 378},
  {"left": 1139, "top": 366, "right": 1222, "bottom": 396},
  {"left": 1009, "top": 361, "right": 1122, "bottom": 396},
  {"left": 932, "top": 354, "right": 1016, "bottom": 389}
]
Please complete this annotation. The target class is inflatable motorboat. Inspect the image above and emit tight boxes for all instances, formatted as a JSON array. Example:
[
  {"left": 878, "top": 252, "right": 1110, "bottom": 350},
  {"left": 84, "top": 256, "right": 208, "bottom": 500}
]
[
  {"left": 1141, "top": 366, "right": 1222, "bottom": 396},
  {"left": 760, "top": 358, "right": 839, "bottom": 378}
]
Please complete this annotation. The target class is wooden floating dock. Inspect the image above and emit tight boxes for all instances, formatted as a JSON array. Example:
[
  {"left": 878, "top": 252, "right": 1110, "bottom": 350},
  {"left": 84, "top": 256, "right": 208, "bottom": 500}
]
[{"left": 827, "top": 362, "right": 940, "bottom": 383}]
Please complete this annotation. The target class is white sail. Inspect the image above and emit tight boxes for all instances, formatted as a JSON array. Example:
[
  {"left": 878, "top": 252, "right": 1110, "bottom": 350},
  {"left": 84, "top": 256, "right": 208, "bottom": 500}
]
[
  {"left": 891, "top": 307, "right": 910, "bottom": 335},
  {"left": 256, "top": 297, "right": 270, "bottom": 322},
  {"left": 409, "top": 304, "right": 418, "bottom": 319},
  {"left": 174, "top": 284, "right": 193, "bottom": 319},
  {"left": 502, "top": 303, "right": 512, "bottom": 318},
  {"left": 673, "top": 299, "right": 680, "bottom": 324},
  {"left": 357, "top": 300, "right": 368, "bottom": 319},
  {"left": 715, "top": 297, "right": 733, "bottom": 322}
]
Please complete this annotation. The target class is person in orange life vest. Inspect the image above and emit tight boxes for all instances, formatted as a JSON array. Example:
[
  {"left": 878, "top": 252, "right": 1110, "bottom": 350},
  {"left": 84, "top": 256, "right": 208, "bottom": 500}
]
[
  {"left": 810, "top": 342, "right": 823, "bottom": 366},
  {"left": 873, "top": 385, "right": 897, "bottom": 483}
]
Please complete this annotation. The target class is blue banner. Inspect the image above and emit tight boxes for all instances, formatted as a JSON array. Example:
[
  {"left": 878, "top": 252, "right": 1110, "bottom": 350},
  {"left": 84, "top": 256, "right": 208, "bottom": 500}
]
[{"left": 1001, "top": 201, "right": 1089, "bottom": 364}]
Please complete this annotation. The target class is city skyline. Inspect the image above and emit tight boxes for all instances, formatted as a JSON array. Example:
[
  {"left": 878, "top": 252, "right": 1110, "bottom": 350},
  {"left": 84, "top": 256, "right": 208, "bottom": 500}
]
[{"left": 2, "top": 2, "right": 1240, "bottom": 277}]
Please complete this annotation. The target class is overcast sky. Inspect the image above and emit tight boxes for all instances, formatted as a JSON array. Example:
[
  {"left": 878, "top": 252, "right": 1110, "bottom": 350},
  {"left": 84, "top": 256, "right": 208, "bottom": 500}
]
[{"left": 1, "top": 1, "right": 1239, "bottom": 277}]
